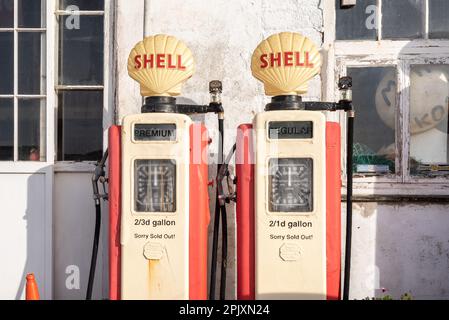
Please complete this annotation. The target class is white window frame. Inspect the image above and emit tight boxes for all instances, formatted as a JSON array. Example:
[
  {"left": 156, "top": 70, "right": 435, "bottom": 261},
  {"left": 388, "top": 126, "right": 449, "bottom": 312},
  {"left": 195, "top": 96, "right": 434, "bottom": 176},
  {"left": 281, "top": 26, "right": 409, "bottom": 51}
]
[
  {"left": 324, "top": 1, "right": 449, "bottom": 197},
  {"left": 0, "top": 0, "right": 54, "bottom": 172},
  {"left": 53, "top": 0, "right": 114, "bottom": 173}
]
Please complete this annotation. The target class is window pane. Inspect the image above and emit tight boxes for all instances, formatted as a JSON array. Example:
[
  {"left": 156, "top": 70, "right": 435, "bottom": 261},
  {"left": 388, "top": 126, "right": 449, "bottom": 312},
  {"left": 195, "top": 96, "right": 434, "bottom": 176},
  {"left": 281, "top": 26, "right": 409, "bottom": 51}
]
[
  {"left": 18, "top": 0, "right": 43, "bottom": 28},
  {"left": 57, "top": 91, "right": 103, "bottom": 161},
  {"left": 59, "top": 0, "right": 104, "bottom": 11},
  {"left": 58, "top": 16, "right": 104, "bottom": 85},
  {"left": 429, "top": 0, "right": 449, "bottom": 39},
  {"left": 382, "top": 0, "right": 423, "bottom": 40},
  {"left": 0, "top": 98, "right": 13, "bottom": 160},
  {"left": 336, "top": 0, "right": 377, "bottom": 40},
  {"left": 409, "top": 65, "right": 449, "bottom": 176},
  {"left": 0, "top": 0, "right": 14, "bottom": 28},
  {"left": 0, "top": 33, "right": 13, "bottom": 94},
  {"left": 348, "top": 67, "right": 396, "bottom": 175},
  {"left": 19, "top": 32, "right": 45, "bottom": 94},
  {"left": 18, "top": 99, "right": 46, "bottom": 162}
]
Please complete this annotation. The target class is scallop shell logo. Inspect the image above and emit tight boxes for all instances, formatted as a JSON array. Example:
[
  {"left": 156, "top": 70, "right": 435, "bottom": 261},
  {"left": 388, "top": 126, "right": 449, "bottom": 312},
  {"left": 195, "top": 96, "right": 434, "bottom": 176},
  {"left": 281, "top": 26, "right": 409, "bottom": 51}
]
[
  {"left": 251, "top": 32, "right": 321, "bottom": 96},
  {"left": 128, "top": 34, "right": 195, "bottom": 97}
]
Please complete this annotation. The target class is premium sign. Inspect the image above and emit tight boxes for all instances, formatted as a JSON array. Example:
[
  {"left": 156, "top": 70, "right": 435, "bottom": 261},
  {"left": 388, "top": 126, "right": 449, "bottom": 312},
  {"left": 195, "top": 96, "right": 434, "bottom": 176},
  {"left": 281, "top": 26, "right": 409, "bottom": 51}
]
[{"left": 134, "top": 123, "right": 176, "bottom": 141}]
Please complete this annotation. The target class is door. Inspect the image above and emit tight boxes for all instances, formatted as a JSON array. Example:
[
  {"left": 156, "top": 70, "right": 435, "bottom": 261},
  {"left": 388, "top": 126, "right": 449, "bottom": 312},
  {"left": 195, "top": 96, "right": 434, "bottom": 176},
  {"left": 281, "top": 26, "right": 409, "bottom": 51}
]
[{"left": 0, "top": 0, "right": 54, "bottom": 299}]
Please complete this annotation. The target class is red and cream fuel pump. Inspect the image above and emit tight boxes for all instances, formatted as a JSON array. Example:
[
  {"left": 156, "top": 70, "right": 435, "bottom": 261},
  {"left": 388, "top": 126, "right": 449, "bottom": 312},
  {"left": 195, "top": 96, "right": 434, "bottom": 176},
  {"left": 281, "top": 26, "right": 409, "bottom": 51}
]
[
  {"left": 88, "top": 34, "right": 227, "bottom": 300},
  {"left": 235, "top": 32, "right": 354, "bottom": 300}
]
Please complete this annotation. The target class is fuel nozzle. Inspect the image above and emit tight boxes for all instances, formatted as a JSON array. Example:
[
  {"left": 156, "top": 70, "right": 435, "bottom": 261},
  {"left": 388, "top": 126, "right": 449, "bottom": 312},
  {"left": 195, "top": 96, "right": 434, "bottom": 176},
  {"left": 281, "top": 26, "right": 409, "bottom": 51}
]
[
  {"left": 338, "top": 76, "right": 353, "bottom": 102},
  {"left": 209, "top": 80, "right": 222, "bottom": 104}
]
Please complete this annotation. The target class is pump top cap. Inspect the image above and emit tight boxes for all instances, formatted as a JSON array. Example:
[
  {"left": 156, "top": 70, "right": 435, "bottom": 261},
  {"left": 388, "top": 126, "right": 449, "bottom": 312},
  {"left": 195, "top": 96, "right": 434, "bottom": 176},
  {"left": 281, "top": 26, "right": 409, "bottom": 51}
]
[
  {"left": 128, "top": 34, "right": 195, "bottom": 97},
  {"left": 251, "top": 32, "right": 322, "bottom": 96}
]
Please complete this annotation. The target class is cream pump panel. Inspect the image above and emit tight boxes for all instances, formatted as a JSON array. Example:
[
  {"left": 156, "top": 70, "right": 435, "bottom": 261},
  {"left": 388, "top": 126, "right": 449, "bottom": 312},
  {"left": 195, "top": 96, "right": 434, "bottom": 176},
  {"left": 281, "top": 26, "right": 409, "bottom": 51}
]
[
  {"left": 254, "top": 110, "right": 327, "bottom": 299},
  {"left": 121, "top": 113, "right": 191, "bottom": 300}
]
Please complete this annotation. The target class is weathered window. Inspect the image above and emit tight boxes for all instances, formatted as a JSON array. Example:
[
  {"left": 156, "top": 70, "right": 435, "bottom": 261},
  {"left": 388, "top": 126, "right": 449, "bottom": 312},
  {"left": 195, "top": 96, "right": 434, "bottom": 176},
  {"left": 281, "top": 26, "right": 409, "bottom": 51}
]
[
  {"left": 336, "top": 0, "right": 377, "bottom": 40},
  {"left": 335, "top": 1, "right": 449, "bottom": 185},
  {"left": 429, "top": 0, "right": 449, "bottom": 39},
  {"left": 408, "top": 65, "right": 449, "bottom": 176},
  {"left": 348, "top": 67, "right": 397, "bottom": 175},
  {"left": 0, "top": 0, "right": 46, "bottom": 162},
  {"left": 56, "top": 0, "right": 104, "bottom": 161},
  {"left": 336, "top": 0, "right": 449, "bottom": 40}
]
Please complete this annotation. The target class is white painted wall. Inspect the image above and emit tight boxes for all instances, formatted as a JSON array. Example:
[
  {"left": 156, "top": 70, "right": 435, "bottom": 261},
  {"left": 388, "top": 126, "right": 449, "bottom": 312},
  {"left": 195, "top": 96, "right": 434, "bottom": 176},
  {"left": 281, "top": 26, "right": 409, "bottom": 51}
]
[
  {"left": 347, "top": 202, "right": 449, "bottom": 300},
  {"left": 0, "top": 173, "right": 50, "bottom": 299},
  {"left": 53, "top": 173, "right": 107, "bottom": 300}
]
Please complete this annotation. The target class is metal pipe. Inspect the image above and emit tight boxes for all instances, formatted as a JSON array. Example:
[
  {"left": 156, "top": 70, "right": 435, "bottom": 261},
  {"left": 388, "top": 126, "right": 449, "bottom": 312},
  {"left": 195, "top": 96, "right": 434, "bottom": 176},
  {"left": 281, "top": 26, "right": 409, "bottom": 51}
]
[
  {"left": 209, "top": 118, "right": 224, "bottom": 300},
  {"left": 343, "top": 110, "right": 354, "bottom": 300},
  {"left": 220, "top": 203, "right": 228, "bottom": 300}
]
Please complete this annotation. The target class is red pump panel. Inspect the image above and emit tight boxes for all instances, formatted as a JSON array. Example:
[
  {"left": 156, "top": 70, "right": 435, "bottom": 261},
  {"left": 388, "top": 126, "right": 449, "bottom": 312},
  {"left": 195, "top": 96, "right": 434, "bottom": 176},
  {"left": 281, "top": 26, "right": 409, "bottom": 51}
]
[
  {"left": 189, "top": 124, "right": 210, "bottom": 300},
  {"left": 326, "top": 122, "right": 341, "bottom": 300},
  {"left": 236, "top": 124, "right": 255, "bottom": 300},
  {"left": 108, "top": 125, "right": 121, "bottom": 300}
]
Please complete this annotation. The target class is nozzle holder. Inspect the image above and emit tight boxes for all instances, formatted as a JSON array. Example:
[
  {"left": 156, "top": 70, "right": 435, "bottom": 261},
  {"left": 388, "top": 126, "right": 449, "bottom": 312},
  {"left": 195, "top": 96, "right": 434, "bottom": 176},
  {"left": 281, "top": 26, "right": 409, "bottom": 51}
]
[
  {"left": 265, "top": 95, "right": 304, "bottom": 111},
  {"left": 209, "top": 80, "right": 223, "bottom": 94},
  {"left": 338, "top": 76, "right": 353, "bottom": 90}
]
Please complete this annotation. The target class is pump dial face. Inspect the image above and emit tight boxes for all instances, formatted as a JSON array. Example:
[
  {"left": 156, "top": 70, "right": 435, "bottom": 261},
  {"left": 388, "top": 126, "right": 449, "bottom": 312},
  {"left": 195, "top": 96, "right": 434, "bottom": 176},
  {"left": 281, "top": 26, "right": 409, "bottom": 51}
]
[
  {"left": 134, "top": 159, "right": 176, "bottom": 212},
  {"left": 269, "top": 158, "right": 313, "bottom": 212}
]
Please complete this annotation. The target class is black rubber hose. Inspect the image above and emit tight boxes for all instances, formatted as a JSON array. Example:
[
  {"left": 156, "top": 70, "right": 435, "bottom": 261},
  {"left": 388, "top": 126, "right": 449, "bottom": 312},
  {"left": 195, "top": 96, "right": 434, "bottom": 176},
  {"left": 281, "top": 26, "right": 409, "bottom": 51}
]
[
  {"left": 343, "top": 112, "right": 354, "bottom": 300},
  {"left": 209, "top": 117, "right": 224, "bottom": 300},
  {"left": 86, "top": 202, "right": 101, "bottom": 300},
  {"left": 219, "top": 203, "right": 227, "bottom": 300}
]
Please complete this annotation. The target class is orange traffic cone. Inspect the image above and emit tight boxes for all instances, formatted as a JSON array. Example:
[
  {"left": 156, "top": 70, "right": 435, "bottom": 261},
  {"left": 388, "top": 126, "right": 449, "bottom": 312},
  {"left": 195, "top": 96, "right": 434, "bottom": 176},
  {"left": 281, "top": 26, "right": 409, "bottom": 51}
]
[{"left": 26, "top": 273, "right": 40, "bottom": 300}]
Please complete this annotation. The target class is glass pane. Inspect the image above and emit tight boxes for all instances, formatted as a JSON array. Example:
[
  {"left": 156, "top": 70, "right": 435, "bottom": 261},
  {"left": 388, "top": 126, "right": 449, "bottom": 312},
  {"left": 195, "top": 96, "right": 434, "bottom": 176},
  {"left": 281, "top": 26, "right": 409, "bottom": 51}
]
[
  {"left": 348, "top": 67, "right": 397, "bottom": 175},
  {"left": 18, "top": 99, "right": 46, "bottom": 161},
  {"left": 268, "top": 158, "right": 313, "bottom": 213},
  {"left": 58, "top": 15, "right": 104, "bottom": 85},
  {"left": 18, "top": 0, "right": 43, "bottom": 28},
  {"left": 19, "top": 32, "right": 45, "bottom": 94},
  {"left": 429, "top": 0, "right": 449, "bottom": 39},
  {"left": 134, "top": 159, "right": 176, "bottom": 212},
  {"left": 0, "top": 32, "right": 13, "bottom": 94},
  {"left": 0, "top": 0, "right": 14, "bottom": 28},
  {"left": 409, "top": 65, "right": 449, "bottom": 176},
  {"left": 0, "top": 98, "right": 13, "bottom": 160},
  {"left": 57, "top": 90, "right": 103, "bottom": 161},
  {"left": 336, "top": 0, "right": 377, "bottom": 40},
  {"left": 59, "top": 0, "right": 104, "bottom": 11},
  {"left": 382, "top": 0, "right": 423, "bottom": 40}
]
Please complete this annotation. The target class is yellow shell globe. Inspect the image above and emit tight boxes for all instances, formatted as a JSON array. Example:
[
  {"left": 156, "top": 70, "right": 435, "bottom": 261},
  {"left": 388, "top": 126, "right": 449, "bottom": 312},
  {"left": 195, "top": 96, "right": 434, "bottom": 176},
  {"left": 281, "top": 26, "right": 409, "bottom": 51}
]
[
  {"left": 127, "top": 34, "right": 195, "bottom": 97},
  {"left": 251, "top": 32, "right": 322, "bottom": 96}
]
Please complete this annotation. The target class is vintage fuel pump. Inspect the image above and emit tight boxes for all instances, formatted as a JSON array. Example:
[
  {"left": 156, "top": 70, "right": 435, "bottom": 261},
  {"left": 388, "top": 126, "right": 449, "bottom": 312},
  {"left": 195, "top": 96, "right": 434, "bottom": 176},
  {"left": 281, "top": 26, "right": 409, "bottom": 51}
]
[
  {"left": 89, "top": 34, "right": 226, "bottom": 300},
  {"left": 235, "top": 32, "right": 354, "bottom": 300}
]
